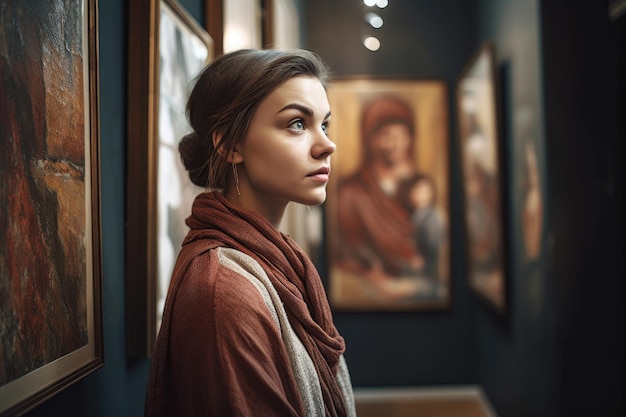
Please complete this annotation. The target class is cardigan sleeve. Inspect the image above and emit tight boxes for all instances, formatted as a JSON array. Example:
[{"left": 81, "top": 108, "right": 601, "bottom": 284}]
[{"left": 161, "top": 248, "right": 306, "bottom": 417}]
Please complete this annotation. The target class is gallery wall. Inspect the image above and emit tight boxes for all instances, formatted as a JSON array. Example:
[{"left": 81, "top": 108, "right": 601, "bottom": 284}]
[
  {"left": 471, "top": 0, "right": 556, "bottom": 415},
  {"left": 472, "top": 1, "right": 623, "bottom": 416}
]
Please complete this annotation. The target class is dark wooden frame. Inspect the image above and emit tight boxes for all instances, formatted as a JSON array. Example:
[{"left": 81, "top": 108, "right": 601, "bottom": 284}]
[
  {"left": 0, "top": 0, "right": 103, "bottom": 414},
  {"left": 126, "top": 0, "right": 213, "bottom": 357},
  {"left": 325, "top": 77, "right": 451, "bottom": 312},
  {"left": 205, "top": 0, "right": 224, "bottom": 55},
  {"left": 456, "top": 43, "right": 508, "bottom": 313}
]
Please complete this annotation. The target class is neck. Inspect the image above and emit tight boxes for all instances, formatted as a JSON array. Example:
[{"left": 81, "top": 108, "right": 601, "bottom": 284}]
[{"left": 222, "top": 187, "right": 287, "bottom": 229}]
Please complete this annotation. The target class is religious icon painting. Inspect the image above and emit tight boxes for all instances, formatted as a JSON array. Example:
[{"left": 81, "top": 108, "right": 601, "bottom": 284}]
[{"left": 325, "top": 78, "right": 451, "bottom": 311}]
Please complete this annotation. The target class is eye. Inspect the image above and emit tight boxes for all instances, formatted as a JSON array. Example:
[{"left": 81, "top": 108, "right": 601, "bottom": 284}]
[
  {"left": 322, "top": 120, "right": 330, "bottom": 135},
  {"left": 288, "top": 118, "right": 305, "bottom": 132}
]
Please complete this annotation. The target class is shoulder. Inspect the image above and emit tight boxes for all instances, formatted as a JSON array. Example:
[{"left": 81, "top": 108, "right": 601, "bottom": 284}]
[
  {"left": 215, "top": 248, "right": 281, "bottom": 327},
  {"left": 175, "top": 247, "right": 280, "bottom": 329}
]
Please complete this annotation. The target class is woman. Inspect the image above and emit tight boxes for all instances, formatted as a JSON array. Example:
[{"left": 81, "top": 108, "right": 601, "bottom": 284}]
[{"left": 145, "top": 49, "right": 356, "bottom": 417}]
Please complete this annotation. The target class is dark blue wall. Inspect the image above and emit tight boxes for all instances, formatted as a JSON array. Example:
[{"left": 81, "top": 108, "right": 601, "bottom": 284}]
[{"left": 540, "top": 1, "right": 624, "bottom": 416}]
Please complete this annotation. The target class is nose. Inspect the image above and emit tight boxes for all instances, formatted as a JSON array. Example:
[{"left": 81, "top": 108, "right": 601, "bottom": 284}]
[{"left": 312, "top": 129, "right": 336, "bottom": 159}]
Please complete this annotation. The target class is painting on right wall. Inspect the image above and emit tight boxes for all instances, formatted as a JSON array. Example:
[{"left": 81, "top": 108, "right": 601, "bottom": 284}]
[{"left": 457, "top": 43, "right": 507, "bottom": 313}]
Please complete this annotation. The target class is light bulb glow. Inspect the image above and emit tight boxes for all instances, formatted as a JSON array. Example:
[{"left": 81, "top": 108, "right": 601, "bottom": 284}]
[
  {"left": 363, "top": 36, "right": 381, "bottom": 51},
  {"left": 363, "top": 0, "right": 376, "bottom": 6},
  {"left": 365, "top": 12, "right": 383, "bottom": 29},
  {"left": 376, "top": 0, "right": 388, "bottom": 8}
]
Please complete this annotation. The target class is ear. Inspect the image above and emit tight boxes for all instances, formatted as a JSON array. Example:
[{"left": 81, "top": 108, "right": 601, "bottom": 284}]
[{"left": 212, "top": 132, "right": 243, "bottom": 164}]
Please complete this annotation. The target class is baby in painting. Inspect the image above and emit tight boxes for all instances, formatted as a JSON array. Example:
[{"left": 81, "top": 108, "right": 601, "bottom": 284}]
[{"left": 399, "top": 173, "right": 445, "bottom": 283}]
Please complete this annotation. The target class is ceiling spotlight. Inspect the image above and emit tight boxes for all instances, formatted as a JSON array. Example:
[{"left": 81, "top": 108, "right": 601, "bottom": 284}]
[
  {"left": 363, "top": 0, "right": 376, "bottom": 6},
  {"left": 376, "top": 0, "right": 389, "bottom": 8},
  {"left": 363, "top": 36, "right": 381, "bottom": 51},
  {"left": 364, "top": 12, "right": 383, "bottom": 29}
]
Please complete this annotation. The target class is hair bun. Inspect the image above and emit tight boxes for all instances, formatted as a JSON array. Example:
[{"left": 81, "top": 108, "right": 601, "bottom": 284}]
[{"left": 179, "top": 131, "right": 209, "bottom": 187}]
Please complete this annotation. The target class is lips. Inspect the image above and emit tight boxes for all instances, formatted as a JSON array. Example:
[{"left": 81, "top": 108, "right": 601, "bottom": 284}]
[
  {"left": 307, "top": 166, "right": 331, "bottom": 182},
  {"left": 308, "top": 167, "right": 330, "bottom": 176}
]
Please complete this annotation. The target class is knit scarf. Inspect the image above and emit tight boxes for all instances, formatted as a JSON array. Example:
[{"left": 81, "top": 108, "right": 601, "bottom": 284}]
[{"left": 183, "top": 191, "right": 347, "bottom": 417}]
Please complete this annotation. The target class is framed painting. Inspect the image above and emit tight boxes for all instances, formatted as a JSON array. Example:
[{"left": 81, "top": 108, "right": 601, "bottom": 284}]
[
  {"left": 0, "top": 0, "right": 103, "bottom": 415},
  {"left": 222, "top": 0, "right": 263, "bottom": 52},
  {"left": 326, "top": 78, "right": 451, "bottom": 311},
  {"left": 126, "top": 0, "right": 214, "bottom": 357},
  {"left": 456, "top": 43, "right": 507, "bottom": 312}
]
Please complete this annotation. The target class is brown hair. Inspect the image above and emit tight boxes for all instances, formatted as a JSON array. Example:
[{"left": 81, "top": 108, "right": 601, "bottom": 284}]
[{"left": 179, "top": 48, "right": 330, "bottom": 189}]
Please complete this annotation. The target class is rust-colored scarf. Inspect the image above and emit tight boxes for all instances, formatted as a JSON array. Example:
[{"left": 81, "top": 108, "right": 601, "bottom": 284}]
[{"left": 183, "top": 191, "right": 347, "bottom": 417}]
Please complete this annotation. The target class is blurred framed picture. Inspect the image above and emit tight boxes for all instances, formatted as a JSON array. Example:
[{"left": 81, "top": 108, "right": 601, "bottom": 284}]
[
  {"left": 126, "top": 0, "right": 213, "bottom": 357},
  {"left": 456, "top": 43, "right": 507, "bottom": 313},
  {"left": 325, "top": 78, "right": 451, "bottom": 311}
]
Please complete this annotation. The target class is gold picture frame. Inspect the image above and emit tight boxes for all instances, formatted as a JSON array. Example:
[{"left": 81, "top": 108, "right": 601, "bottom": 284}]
[{"left": 0, "top": 0, "right": 103, "bottom": 414}]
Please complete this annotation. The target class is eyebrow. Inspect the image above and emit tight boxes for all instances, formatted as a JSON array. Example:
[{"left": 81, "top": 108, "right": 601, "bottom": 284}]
[{"left": 277, "top": 103, "right": 331, "bottom": 120}]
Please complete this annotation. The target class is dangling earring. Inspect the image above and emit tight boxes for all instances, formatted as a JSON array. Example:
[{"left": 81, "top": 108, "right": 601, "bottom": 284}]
[{"left": 232, "top": 162, "right": 241, "bottom": 196}]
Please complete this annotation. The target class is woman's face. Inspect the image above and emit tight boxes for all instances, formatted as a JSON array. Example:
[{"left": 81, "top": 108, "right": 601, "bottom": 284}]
[{"left": 236, "top": 75, "right": 335, "bottom": 218}]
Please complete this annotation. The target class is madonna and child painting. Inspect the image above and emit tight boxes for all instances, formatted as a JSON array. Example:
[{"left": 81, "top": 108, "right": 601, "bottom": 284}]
[{"left": 325, "top": 79, "right": 451, "bottom": 311}]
